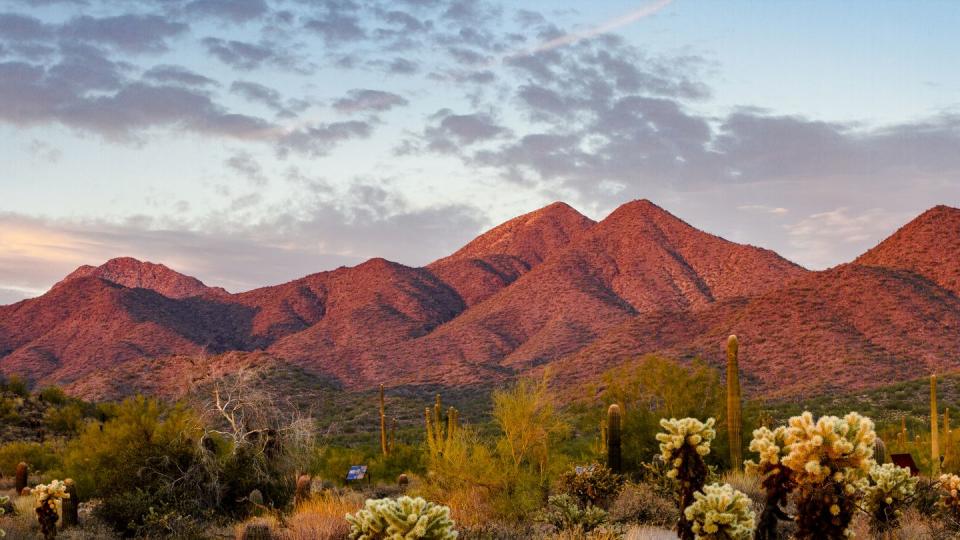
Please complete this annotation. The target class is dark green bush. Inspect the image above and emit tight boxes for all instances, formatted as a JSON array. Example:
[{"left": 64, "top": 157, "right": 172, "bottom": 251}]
[{"left": 557, "top": 463, "right": 623, "bottom": 509}]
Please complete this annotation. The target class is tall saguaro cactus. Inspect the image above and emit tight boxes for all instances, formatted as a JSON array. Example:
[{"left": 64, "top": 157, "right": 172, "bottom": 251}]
[
  {"left": 932, "top": 374, "right": 941, "bottom": 475},
  {"left": 726, "top": 335, "right": 743, "bottom": 470},
  {"left": 379, "top": 384, "right": 389, "bottom": 456},
  {"left": 425, "top": 394, "right": 458, "bottom": 458},
  {"left": 607, "top": 404, "right": 622, "bottom": 473}
]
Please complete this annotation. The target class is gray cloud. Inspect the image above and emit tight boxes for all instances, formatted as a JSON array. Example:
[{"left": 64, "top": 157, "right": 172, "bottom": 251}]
[
  {"left": 332, "top": 88, "right": 408, "bottom": 113},
  {"left": 185, "top": 0, "right": 270, "bottom": 23},
  {"left": 143, "top": 64, "right": 219, "bottom": 87},
  {"left": 277, "top": 120, "right": 374, "bottom": 157},
  {"left": 412, "top": 109, "right": 507, "bottom": 153},
  {"left": 201, "top": 37, "right": 306, "bottom": 72},
  {"left": 61, "top": 14, "right": 188, "bottom": 54},
  {"left": 225, "top": 150, "right": 268, "bottom": 186}
]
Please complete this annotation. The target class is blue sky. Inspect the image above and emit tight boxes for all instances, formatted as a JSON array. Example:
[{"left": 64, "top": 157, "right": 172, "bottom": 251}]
[{"left": 1, "top": 0, "right": 959, "bottom": 302}]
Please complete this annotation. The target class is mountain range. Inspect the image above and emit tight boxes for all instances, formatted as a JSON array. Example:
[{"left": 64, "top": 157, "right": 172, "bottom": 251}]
[{"left": 1, "top": 200, "right": 958, "bottom": 402}]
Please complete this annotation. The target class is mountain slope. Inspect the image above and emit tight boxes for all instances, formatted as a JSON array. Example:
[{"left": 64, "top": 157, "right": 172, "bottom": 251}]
[
  {"left": 553, "top": 263, "right": 960, "bottom": 398},
  {"left": 55, "top": 257, "right": 226, "bottom": 299},
  {"left": 0, "top": 276, "right": 252, "bottom": 384},
  {"left": 426, "top": 202, "right": 595, "bottom": 307},
  {"left": 376, "top": 200, "right": 808, "bottom": 386},
  {"left": 856, "top": 205, "right": 960, "bottom": 296}
]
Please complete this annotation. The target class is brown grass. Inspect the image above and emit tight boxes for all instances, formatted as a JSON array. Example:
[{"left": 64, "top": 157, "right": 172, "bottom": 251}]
[{"left": 235, "top": 492, "right": 364, "bottom": 540}]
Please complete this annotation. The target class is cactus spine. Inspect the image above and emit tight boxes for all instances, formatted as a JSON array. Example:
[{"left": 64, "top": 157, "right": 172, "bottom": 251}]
[
  {"left": 932, "top": 374, "right": 941, "bottom": 475},
  {"left": 607, "top": 404, "right": 622, "bottom": 473},
  {"left": 379, "top": 384, "right": 389, "bottom": 456},
  {"left": 726, "top": 335, "right": 743, "bottom": 470},
  {"left": 14, "top": 462, "right": 27, "bottom": 494}
]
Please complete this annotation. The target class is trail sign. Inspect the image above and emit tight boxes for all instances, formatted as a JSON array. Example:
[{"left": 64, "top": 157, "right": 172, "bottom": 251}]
[{"left": 346, "top": 465, "right": 368, "bottom": 481}]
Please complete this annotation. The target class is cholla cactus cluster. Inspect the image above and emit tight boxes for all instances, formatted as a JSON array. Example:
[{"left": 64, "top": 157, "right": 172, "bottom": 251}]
[
  {"left": 345, "top": 496, "right": 458, "bottom": 540},
  {"left": 781, "top": 412, "right": 876, "bottom": 485},
  {"left": 683, "top": 483, "right": 755, "bottom": 540},
  {"left": 657, "top": 417, "right": 717, "bottom": 477},
  {"left": 860, "top": 463, "right": 918, "bottom": 532},
  {"left": 656, "top": 417, "right": 716, "bottom": 540},
  {"left": 780, "top": 412, "right": 876, "bottom": 539},
  {"left": 745, "top": 427, "right": 794, "bottom": 540},
  {"left": 34, "top": 480, "right": 70, "bottom": 540},
  {"left": 939, "top": 473, "right": 960, "bottom": 521},
  {"left": 0, "top": 494, "right": 7, "bottom": 538}
]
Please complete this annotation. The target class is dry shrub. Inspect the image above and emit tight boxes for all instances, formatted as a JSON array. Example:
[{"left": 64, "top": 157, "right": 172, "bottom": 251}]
[
  {"left": 281, "top": 492, "right": 363, "bottom": 540},
  {"left": 720, "top": 469, "right": 764, "bottom": 510},
  {"left": 848, "top": 507, "right": 943, "bottom": 539},
  {"left": 608, "top": 482, "right": 676, "bottom": 528}
]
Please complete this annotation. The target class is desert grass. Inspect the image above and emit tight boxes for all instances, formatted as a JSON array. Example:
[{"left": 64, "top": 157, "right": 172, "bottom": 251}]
[{"left": 234, "top": 491, "right": 364, "bottom": 540}]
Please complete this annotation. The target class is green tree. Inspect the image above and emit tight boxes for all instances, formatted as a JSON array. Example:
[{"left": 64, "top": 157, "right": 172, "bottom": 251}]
[{"left": 599, "top": 355, "right": 724, "bottom": 471}]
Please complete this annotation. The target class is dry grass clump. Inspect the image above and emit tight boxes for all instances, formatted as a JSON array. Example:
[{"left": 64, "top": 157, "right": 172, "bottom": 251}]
[
  {"left": 608, "top": 482, "right": 676, "bottom": 528},
  {"left": 283, "top": 492, "right": 363, "bottom": 540},
  {"left": 847, "top": 507, "right": 946, "bottom": 539},
  {"left": 720, "top": 469, "right": 764, "bottom": 511},
  {"left": 234, "top": 492, "right": 365, "bottom": 540}
]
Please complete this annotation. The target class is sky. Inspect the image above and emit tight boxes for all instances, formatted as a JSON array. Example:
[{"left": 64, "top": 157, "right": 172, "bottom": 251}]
[{"left": 1, "top": 0, "right": 959, "bottom": 303}]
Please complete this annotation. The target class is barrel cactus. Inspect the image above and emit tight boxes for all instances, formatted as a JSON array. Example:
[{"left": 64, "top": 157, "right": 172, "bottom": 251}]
[
  {"left": 345, "top": 496, "right": 458, "bottom": 540},
  {"left": 683, "top": 483, "right": 755, "bottom": 540}
]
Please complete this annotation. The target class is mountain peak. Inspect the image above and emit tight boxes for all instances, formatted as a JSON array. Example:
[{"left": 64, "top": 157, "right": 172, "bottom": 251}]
[
  {"left": 856, "top": 204, "right": 960, "bottom": 294},
  {"left": 433, "top": 201, "right": 595, "bottom": 267},
  {"left": 56, "top": 257, "right": 223, "bottom": 299}
]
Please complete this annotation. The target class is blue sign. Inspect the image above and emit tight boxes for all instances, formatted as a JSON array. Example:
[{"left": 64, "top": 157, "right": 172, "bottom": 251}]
[{"left": 346, "top": 465, "right": 367, "bottom": 481}]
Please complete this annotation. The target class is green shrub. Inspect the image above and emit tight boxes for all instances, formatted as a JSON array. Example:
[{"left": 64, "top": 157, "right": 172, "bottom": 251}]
[
  {"left": 536, "top": 494, "right": 608, "bottom": 533},
  {"left": 43, "top": 402, "right": 87, "bottom": 435},
  {"left": 0, "top": 441, "right": 62, "bottom": 476},
  {"left": 345, "top": 496, "right": 458, "bottom": 539},
  {"left": 3, "top": 375, "right": 29, "bottom": 398},
  {"left": 557, "top": 463, "right": 623, "bottom": 508},
  {"left": 38, "top": 386, "right": 68, "bottom": 406},
  {"left": 62, "top": 396, "right": 204, "bottom": 534}
]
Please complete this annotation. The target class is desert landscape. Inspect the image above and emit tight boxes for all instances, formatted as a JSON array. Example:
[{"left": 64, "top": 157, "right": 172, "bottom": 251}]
[{"left": 1, "top": 0, "right": 959, "bottom": 538}]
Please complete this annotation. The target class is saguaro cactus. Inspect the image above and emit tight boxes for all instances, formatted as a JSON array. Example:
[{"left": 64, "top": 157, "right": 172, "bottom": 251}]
[
  {"left": 932, "top": 374, "right": 941, "bottom": 475},
  {"left": 726, "top": 335, "right": 743, "bottom": 470},
  {"left": 15, "top": 462, "right": 28, "bottom": 494},
  {"left": 62, "top": 479, "right": 79, "bottom": 528},
  {"left": 425, "top": 394, "right": 458, "bottom": 458},
  {"left": 607, "top": 404, "right": 622, "bottom": 473},
  {"left": 379, "top": 384, "right": 389, "bottom": 456}
]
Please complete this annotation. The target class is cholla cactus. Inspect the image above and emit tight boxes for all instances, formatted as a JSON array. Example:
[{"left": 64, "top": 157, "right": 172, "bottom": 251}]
[
  {"left": 780, "top": 412, "right": 876, "bottom": 540},
  {"left": 861, "top": 463, "right": 918, "bottom": 533},
  {"left": 34, "top": 480, "right": 70, "bottom": 540},
  {"left": 938, "top": 473, "right": 960, "bottom": 525},
  {"left": 683, "top": 483, "right": 755, "bottom": 540},
  {"left": 1, "top": 494, "right": 7, "bottom": 538},
  {"left": 656, "top": 417, "right": 716, "bottom": 540},
  {"left": 345, "top": 496, "right": 458, "bottom": 540},
  {"left": 745, "top": 426, "right": 795, "bottom": 540}
]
